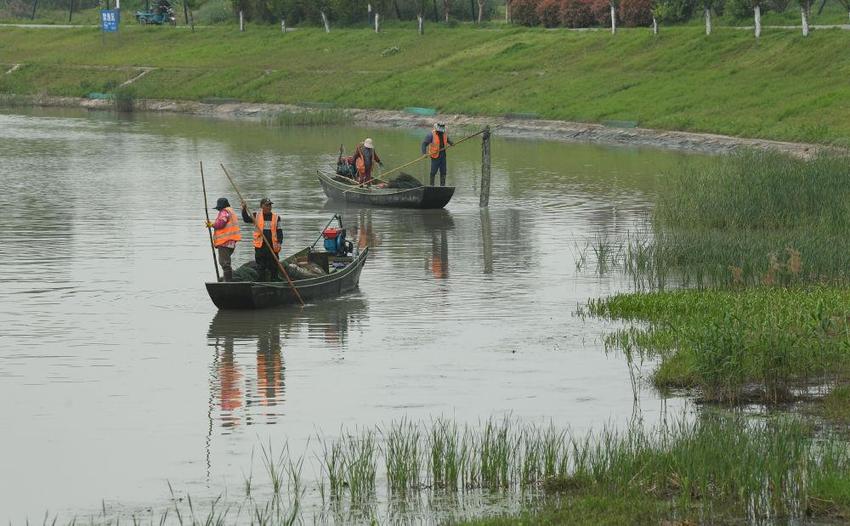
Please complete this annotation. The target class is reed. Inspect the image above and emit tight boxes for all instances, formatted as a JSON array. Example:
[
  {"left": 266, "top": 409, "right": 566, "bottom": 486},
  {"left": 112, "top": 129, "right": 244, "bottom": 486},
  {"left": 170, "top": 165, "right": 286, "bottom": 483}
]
[
  {"left": 383, "top": 418, "right": 422, "bottom": 495},
  {"left": 59, "top": 413, "right": 850, "bottom": 524}
]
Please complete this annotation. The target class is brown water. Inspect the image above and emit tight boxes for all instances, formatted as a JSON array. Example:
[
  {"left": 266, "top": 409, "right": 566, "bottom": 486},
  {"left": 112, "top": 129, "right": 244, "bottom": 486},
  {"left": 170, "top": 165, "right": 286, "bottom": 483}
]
[{"left": 0, "top": 108, "right": 695, "bottom": 521}]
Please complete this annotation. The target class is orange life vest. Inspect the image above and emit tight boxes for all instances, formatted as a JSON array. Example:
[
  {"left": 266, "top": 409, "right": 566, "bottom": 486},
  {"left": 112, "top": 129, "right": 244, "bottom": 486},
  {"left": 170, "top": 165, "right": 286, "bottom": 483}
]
[
  {"left": 253, "top": 212, "right": 281, "bottom": 254},
  {"left": 213, "top": 207, "right": 242, "bottom": 247},
  {"left": 429, "top": 131, "right": 447, "bottom": 159}
]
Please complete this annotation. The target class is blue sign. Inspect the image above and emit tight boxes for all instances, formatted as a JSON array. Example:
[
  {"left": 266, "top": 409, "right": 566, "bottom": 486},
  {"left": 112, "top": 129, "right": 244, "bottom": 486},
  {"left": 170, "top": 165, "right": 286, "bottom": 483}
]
[{"left": 101, "top": 9, "right": 120, "bottom": 32}]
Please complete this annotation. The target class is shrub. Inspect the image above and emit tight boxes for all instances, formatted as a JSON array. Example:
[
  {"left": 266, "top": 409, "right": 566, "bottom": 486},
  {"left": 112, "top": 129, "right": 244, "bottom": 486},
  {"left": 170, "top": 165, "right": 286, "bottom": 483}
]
[
  {"left": 655, "top": 0, "right": 698, "bottom": 21},
  {"left": 195, "top": 0, "right": 233, "bottom": 24},
  {"left": 619, "top": 0, "right": 652, "bottom": 25},
  {"left": 536, "top": 0, "right": 563, "bottom": 25},
  {"left": 725, "top": 0, "right": 756, "bottom": 19},
  {"left": 511, "top": 0, "right": 541, "bottom": 25},
  {"left": 560, "top": 0, "right": 594, "bottom": 26},
  {"left": 588, "top": 0, "right": 612, "bottom": 24}
]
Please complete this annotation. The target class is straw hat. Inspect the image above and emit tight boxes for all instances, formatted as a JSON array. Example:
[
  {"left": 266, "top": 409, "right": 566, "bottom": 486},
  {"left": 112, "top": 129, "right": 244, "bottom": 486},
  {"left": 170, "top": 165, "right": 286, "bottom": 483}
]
[{"left": 363, "top": 138, "right": 374, "bottom": 149}]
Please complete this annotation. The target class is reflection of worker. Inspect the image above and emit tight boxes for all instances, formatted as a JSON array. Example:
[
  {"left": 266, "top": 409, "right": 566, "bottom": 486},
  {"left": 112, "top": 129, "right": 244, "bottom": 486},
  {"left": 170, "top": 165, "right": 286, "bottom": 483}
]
[
  {"left": 257, "top": 326, "right": 284, "bottom": 407},
  {"left": 352, "top": 138, "right": 383, "bottom": 185},
  {"left": 430, "top": 230, "right": 449, "bottom": 279},
  {"left": 421, "top": 122, "right": 454, "bottom": 186},
  {"left": 207, "top": 197, "right": 241, "bottom": 282},
  {"left": 217, "top": 339, "right": 242, "bottom": 429},
  {"left": 242, "top": 198, "right": 282, "bottom": 282}
]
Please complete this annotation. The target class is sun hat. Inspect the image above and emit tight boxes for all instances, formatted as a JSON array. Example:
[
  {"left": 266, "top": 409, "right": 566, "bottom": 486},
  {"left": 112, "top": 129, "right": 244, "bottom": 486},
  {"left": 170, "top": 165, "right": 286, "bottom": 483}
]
[
  {"left": 213, "top": 197, "right": 230, "bottom": 210},
  {"left": 259, "top": 197, "right": 273, "bottom": 206},
  {"left": 434, "top": 122, "right": 446, "bottom": 132},
  {"left": 364, "top": 138, "right": 374, "bottom": 149}
]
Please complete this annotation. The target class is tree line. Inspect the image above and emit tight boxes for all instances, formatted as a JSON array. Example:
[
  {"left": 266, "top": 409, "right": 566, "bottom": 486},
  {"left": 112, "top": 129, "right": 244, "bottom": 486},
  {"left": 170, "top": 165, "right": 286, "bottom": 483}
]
[{"left": 236, "top": 0, "right": 498, "bottom": 25}]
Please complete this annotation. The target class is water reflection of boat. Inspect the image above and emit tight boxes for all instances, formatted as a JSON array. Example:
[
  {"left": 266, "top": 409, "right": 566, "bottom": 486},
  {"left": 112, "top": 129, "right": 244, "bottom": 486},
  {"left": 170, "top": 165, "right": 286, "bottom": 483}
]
[
  {"left": 207, "top": 296, "right": 368, "bottom": 347},
  {"left": 316, "top": 170, "right": 455, "bottom": 209},
  {"left": 205, "top": 246, "right": 369, "bottom": 310}
]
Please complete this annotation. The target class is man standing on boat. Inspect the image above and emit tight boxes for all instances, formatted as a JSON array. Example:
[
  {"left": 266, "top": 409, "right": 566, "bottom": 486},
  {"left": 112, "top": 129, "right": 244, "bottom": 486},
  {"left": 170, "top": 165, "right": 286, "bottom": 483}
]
[
  {"left": 421, "top": 122, "right": 454, "bottom": 187},
  {"left": 242, "top": 198, "right": 283, "bottom": 282},
  {"left": 352, "top": 138, "right": 383, "bottom": 185},
  {"left": 207, "top": 197, "right": 242, "bottom": 282}
]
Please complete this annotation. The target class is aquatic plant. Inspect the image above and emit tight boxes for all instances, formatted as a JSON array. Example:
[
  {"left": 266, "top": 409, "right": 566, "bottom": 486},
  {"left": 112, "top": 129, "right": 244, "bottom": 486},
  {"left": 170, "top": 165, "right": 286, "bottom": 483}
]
[
  {"left": 589, "top": 286, "right": 850, "bottom": 403},
  {"left": 61, "top": 413, "right": 850, "bottom": 524}
]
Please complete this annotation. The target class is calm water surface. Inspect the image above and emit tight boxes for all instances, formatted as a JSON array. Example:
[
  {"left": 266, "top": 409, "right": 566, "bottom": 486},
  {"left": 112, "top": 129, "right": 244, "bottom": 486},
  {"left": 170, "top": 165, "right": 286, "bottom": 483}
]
[{"left": 0, "top": 108, "right": 695, "bottom": 521}]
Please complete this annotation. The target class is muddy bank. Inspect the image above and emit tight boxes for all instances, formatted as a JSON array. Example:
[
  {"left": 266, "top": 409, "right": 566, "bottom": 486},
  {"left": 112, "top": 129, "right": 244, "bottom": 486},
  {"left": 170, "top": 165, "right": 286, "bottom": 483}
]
[{"left": 1, "top": 94, "right": 825, "bottom": 158}]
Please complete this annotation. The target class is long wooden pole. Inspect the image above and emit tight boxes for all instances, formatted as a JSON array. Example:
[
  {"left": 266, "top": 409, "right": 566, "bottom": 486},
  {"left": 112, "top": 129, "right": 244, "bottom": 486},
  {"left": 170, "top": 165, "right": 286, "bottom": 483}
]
[
  {"left": 200, "top": 161, "right": 221, "bottom": 282},
  {"left": 220, "top": 164, "right": 305, "bottom": 307}
]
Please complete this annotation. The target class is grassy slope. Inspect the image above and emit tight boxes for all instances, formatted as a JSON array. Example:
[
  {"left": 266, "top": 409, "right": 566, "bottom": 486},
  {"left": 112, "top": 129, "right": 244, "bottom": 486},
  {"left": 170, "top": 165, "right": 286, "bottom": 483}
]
[{"left": 1, "top": 24, "right": 850, "bottom": 144}]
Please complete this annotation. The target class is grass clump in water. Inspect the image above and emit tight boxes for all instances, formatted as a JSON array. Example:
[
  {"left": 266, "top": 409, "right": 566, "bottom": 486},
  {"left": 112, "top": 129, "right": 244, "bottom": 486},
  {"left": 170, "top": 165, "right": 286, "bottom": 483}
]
[
  {"left": 588, "top": 287, "right": 850, "bottom": 403},
  {"left": 642, "top": 151, "right": 850, "bottom": 287},
  {"left": 268, "top": 109, "right": 351, "bottom": 127}
]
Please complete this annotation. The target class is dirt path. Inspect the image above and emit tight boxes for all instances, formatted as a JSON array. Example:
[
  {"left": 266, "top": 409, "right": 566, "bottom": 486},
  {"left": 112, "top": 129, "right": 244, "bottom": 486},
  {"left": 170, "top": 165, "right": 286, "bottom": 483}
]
[{"left": 2, "top": 94, "right": 827, "bottom": 158}]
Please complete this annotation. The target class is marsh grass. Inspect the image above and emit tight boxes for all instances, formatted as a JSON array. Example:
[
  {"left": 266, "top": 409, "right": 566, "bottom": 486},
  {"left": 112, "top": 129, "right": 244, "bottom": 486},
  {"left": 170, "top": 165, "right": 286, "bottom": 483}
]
[
  {"left": 589, "top": 287, "right": 850, "bottom": 403},
  {"left": 266, "top": 109, "right": 351, "bottom": 127},
  {"left": 112, "top": 88, "right": 136, "bottom": 113},
  {"left": 59, "top": 414, "right": 850, "bottom": 524}
]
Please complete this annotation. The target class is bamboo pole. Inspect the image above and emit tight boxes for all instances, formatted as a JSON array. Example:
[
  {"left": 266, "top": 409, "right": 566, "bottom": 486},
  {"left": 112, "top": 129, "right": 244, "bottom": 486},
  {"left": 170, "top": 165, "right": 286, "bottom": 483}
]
[
  {"left": 220, "top": 164, "right": 305, "bottom": 307},
  {"left": 200, "top": 161, "right": 221, "bottom": 282},
  {"left": 479, "top": 125, "right": 491, "bottom": 207}
]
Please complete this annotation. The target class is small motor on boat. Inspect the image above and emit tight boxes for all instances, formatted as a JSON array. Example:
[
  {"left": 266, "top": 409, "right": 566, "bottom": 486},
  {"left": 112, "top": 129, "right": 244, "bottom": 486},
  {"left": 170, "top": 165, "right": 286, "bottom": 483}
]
[{"left": 322, "top": 226, "right": 353, "bottom": 256}]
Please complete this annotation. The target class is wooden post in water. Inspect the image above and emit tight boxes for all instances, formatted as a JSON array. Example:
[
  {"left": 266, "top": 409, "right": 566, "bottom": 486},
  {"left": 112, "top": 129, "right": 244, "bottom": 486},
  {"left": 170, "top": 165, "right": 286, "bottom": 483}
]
[
  {"left": 374, "top": 12, "right": 380, "bottom": 32},
  {"left": 479, "top": 125, "right": 491, "bottom": 208},
  {"left": 321, "top": 10, "right": 331, "bottom": 32},
  {"left": 281, "top": 18, "right": 285, "bottom": 33},
  {"left": 417, "top": 13, "right": 424, "bottom": 34},
  {"left": 189, "top": 9, "right": 194, "bottom": 31},
  {"left": 239, "top": 10, "right": 244, "bottom": 31}
]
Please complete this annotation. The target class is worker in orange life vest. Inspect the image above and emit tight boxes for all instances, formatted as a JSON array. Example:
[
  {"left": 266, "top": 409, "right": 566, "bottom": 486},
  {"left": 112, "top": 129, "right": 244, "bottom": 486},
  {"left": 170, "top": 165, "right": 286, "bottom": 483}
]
[
  {"left": 207, "top": 197, "right": 242, "bottom": 282},
  {"left": 241, "top": 197, "right": 283, "bottom": 282},
  {"left": 421, "top": 122, "right": 454, "bottom": 186},
  {"left": 351, "top": 137, "right": 383, "bottom": 185}
]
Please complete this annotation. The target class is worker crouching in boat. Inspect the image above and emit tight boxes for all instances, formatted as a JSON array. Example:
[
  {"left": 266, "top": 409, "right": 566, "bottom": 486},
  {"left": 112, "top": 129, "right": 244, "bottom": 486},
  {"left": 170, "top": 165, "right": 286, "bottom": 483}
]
[
  {"left": 242, "top": 197, "right": 283, "bottom": 282},
  {"left": 352, "top": 137, "right": 383, "bottom": 185},
  {"left": 208, "top": 197, "right": 242, "bottom": 282},
  {"left": 421, "top": 122, "right": 454, "bottom": 186}
]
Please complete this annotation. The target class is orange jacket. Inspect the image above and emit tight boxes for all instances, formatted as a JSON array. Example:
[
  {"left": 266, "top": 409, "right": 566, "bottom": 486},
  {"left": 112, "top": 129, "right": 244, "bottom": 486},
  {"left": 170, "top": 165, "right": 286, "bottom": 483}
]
[
  {"left": 253, "top": 213, "right": 281, "bottom": 254},
  {"left": 213, "top": 207, "right": 242, "bottom": 247},
  {"left": 428, "top": 131, "right": 448, "bottom": 159}
]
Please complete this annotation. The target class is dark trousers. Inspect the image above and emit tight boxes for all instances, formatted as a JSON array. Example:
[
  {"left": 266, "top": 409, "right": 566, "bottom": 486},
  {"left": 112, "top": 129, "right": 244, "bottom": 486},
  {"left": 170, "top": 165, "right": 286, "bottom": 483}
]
[
  {"left": 429, "top": 156, "right": 447, "bottom": 186},
  {"left": 255, "top": 247, "right": 280, "bottom": 282},
  {"left": 217, "top": 246, "right": 234, "bottom": 281}
]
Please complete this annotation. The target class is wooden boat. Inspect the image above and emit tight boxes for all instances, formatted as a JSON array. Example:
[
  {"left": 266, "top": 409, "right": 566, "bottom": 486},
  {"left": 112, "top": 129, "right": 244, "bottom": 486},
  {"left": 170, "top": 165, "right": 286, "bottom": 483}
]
[
  {"left": 205, "top": 246, "right": 369, "bottom": 310},
  {"left": 316, "top": 170, "right": 455, "bottom": 209}
]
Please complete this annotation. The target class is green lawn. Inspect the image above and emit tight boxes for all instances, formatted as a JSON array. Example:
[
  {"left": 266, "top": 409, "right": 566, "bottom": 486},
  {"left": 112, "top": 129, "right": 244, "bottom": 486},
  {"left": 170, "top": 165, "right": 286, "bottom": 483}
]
[{"left": 1, "top": 23, "right": 850, "bottom": 144}]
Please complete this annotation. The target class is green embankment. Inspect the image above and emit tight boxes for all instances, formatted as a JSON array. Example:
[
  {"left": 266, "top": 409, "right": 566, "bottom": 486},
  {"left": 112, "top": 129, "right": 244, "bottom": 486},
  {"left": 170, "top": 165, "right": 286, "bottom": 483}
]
[{"left": 1, "top": 24, "right": 850, "bottom": 144}]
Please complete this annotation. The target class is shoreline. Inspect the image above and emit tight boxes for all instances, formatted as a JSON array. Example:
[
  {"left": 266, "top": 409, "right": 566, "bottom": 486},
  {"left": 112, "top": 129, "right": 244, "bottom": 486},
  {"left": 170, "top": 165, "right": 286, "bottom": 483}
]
[{"left": 1, "top": 94, "right": 825, "bottom": 157}]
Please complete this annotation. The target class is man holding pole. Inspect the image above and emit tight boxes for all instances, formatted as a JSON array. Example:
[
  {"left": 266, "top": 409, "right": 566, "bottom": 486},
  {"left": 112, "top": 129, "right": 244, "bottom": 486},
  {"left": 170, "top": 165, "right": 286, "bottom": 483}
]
[
  {"left": 242, "top": 197, "right": 283, "bottom": 282},
  {"left": 421, "top": 122, "right": 454, "bottom": 187},
  {"left": 207, "top": 197, "right": 241, "bottom": 282}
]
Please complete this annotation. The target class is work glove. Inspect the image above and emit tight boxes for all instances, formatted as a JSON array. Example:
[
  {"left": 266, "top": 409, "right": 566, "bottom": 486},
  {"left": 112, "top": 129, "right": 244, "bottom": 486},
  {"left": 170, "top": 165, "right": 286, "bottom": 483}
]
[{"left": 205, "top": 220, "right": 213, "bottom": 228}]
